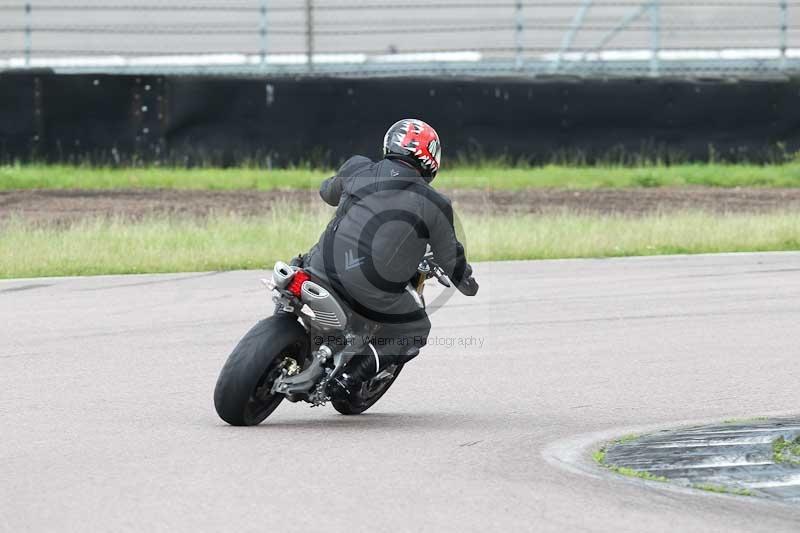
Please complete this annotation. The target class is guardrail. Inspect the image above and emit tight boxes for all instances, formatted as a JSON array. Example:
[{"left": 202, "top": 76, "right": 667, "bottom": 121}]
[{"left": 0, "top": 1, "right": 797, "bottom": 77}]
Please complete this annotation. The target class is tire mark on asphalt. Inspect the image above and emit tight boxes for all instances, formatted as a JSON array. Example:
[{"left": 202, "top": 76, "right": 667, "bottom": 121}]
[
  {"left": 441, "top": 306, "right": 800, "bottom": 330},
  {"left": 0, "top": 283, "right": 51, "bottom": 293},
  {"left": 681, "top": 268, "right": 800, "bottom": 279},
  {"left": 75, "top": 271, "right": 223, "bottom": 291},
  {"left": 10, "top": 316, "right": 253, "bottom": 347},
  {"left": 493, "top": 291, "right": 799, "bottom": 308}
]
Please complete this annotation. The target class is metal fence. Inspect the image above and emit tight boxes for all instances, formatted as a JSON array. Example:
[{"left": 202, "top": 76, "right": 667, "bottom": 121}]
[{"left": 0, "top": 1, "right": 798, "bottom": 77}]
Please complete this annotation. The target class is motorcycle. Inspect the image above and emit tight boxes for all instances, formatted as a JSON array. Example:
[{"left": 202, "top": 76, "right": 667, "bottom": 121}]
[{"left": 214, "top": 250, "right": 451, "bottom": 426}]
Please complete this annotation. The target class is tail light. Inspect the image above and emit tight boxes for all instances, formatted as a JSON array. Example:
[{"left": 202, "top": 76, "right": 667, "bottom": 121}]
[{"left": 286, "top": 270, "right": 311, "bottom": 298}]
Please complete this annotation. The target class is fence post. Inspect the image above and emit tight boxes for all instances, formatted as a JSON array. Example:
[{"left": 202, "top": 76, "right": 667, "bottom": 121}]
[
  {"left": 24, "top": 2, "right": 32, "bottom": 67},
  {"left": 780, "top": 0, "right": 788, "bottom": 71},
  {"left": 649, "top": 0, "right": 660, "bottom": 76},
  {"left": 305, "top": 0, "right": 314, "bottom": 72},
  {"left": 553, "top": 0, "right": 593, "bottom": 73},
  {"left": 515, "top": 1, "right": 524, "bottom": 70},
  {"left": 259, "top": 0, "right": 268, "bottom": 68}
]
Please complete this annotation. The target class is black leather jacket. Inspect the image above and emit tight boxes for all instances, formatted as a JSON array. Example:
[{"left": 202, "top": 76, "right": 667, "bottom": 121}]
[{"left": 306, "top": 156, "right": 475, "bottom": 307}]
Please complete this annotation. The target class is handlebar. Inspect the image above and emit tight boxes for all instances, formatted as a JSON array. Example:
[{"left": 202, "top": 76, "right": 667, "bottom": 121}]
[{"left": 419, "top": 253, "right": 451, "bottom": 288}]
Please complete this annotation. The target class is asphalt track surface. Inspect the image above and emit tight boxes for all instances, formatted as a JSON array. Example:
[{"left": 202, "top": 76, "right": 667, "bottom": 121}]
[{"left": 2, "top": 252, "right": 800, "bottom": 532}]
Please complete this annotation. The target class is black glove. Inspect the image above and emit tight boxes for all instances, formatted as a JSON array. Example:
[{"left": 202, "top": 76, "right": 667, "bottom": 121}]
[{"left": 457, "top": 276, "right": 479, "bottom": 296}]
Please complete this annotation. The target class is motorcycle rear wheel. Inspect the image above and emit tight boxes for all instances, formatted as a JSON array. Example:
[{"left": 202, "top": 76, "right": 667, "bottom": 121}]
[
  {"left": 331, "top": 364, "right": 404, "bottom": 415},
  {"left": 214, "top": 314, "right": 308, "bottom": 426}
]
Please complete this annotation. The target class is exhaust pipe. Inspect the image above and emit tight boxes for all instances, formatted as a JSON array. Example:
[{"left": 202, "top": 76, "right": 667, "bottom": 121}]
[
  {"left": 299, "top": 281, "right": 348, "bottom": 330},
  {"left": 271, "top": 261, "right": 295, "bottom": 289}
]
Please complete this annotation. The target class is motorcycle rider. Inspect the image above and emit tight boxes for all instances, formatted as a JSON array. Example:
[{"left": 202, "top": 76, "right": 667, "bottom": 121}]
[{"left": 302, "top": 118, "right": 479, "bottom": 401}]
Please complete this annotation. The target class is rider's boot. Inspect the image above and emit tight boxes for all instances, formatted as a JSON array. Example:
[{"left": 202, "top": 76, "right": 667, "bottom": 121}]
[{"left": 328, "top": 347, "right": 420, "bottom": 401}]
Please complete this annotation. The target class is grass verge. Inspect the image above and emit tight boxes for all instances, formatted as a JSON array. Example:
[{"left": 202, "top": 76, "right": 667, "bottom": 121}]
[
  {"left": 592, "top": 444, "right": 668, "bottom": 483},
  {"left": 722, "top": 416, "right": 769, "bottom": 425},
  {"left": 463, "top": 210, "right": 800, "bottom": 262},
  {"left": 691, "top": 484, "right": 753, "bottom": 497},
  {"left": 2, "top": 208, "right": 800, "bottom": 278},
  {"left": 594, "top": 441, "right": 753, "bottom": 496},
  {"left": 772, "top": 436, "right": 800, "bottom": 466},
  {"left": 3, "top": 162, "right": 800, "bottom": 191}
]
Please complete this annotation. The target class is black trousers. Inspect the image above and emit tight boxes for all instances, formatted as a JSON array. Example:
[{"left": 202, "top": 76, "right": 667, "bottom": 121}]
[
  {"left": 303, "top": 249, "right": 431, "bottom": 362},
  {"left": 347, "top": 293, "right": 430, "bottom": 376},
  {"left": 363, "top": 289, "right": 431, "bottom": 360}
]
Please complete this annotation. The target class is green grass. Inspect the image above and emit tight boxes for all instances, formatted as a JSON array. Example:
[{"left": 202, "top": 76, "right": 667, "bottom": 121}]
[
  {"left": 3, "top": 162, "right": 800, "bottom": 191},
  {"left": 772, "top": 436, "right": 800, "bottom": 466},
  {"left": 608, "top": 466, "right": 668, "bottom": 483},
  {"left": 614, "top": 434, "right": 640, "bottom": 445},
  {"left": 2, "top": 208, "right": 800, "bottom": 279},
  {"left": 593, "top": 449, "right": 607, "bottom": 464},
  {"left": 592, "top": 445, "right": 667, "bottom": 483},
  {"left": 692, "top": 483, "right": 753, "bottom": 497},
  {"left": 444, "top": 163, "right": 800, "bottom": 189},
  {"left": 0, "top": 208, "right": 330, "bottom": 278},
  {"left": 722, "top": 416, "right": 769, "bottom": 425},
  {"left": 463, "top": 211, "right": 800, "bottom": 262},
  {"left": 0, "top": 165, "right": 330, "bottom": 191},
  {"left": 594, "top": 441, "right": 752, "bottom": 496}
]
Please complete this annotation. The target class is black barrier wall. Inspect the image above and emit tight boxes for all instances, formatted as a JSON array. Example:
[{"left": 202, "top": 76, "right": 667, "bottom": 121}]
[{"left": 1, "top": 72, "right": 799, "bottom": 165}]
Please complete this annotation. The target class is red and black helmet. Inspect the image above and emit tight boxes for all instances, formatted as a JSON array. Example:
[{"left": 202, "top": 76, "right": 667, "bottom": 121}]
[{"left": 383, "top": 119, "right": 442, "bottom": 181}]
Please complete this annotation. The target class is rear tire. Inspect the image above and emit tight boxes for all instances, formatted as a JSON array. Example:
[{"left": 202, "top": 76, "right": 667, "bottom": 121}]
[
  {"left": 332, "top": 364, "right": 404, "bottom": 415},
  {"left": 214, "top": 314, "right": 308, "bottom": 426}
]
